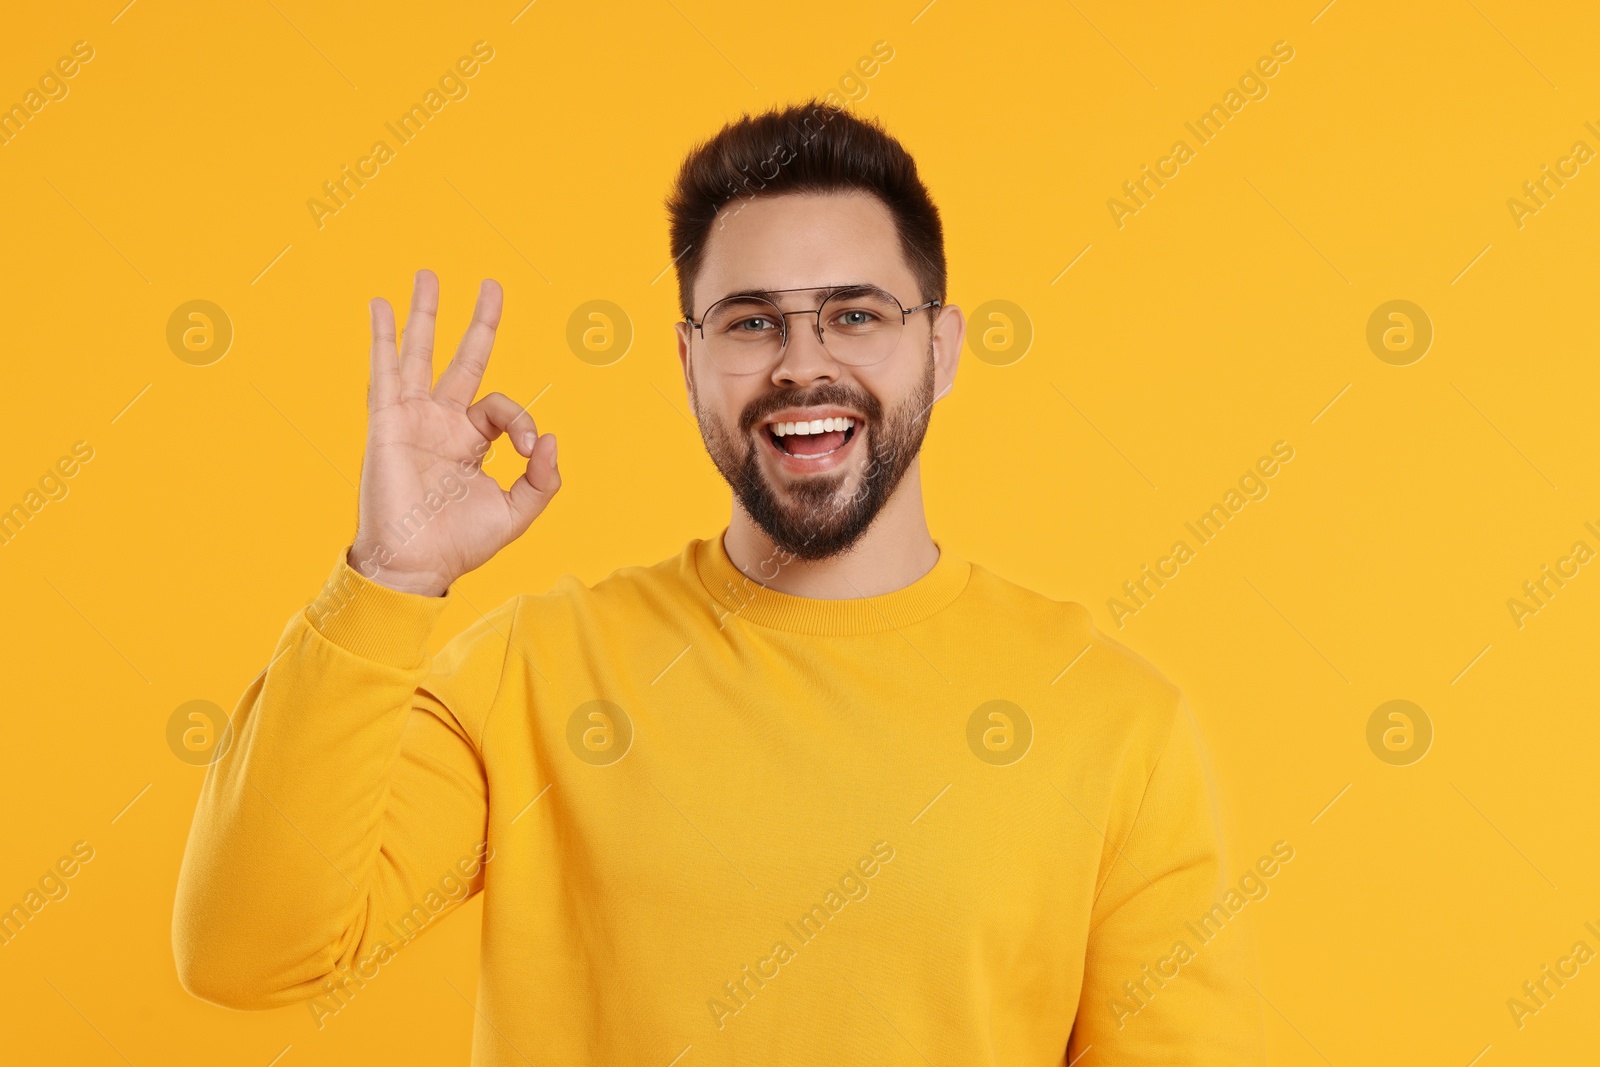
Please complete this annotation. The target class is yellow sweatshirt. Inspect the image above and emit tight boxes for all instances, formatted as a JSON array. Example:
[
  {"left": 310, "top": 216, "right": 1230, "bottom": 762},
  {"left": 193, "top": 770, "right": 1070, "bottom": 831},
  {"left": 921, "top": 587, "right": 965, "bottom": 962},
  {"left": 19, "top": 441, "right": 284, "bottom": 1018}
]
[{"left": 174, "top": 533, "right": 1264, "bottom": 1065}]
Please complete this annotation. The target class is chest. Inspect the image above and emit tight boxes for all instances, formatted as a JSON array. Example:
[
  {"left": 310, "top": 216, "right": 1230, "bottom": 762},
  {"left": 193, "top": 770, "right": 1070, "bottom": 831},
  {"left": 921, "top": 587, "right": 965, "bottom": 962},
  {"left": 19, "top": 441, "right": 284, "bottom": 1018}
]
[{"left": 484, "top": 631, "right": 1111, "bottom": 985}]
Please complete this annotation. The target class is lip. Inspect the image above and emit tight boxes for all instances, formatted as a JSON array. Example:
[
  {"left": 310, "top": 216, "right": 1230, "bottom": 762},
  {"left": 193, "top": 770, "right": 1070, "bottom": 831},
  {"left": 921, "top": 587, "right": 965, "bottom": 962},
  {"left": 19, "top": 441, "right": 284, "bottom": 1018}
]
[{"left": 757, "top": 408, "right": 863, "bottom": 476}]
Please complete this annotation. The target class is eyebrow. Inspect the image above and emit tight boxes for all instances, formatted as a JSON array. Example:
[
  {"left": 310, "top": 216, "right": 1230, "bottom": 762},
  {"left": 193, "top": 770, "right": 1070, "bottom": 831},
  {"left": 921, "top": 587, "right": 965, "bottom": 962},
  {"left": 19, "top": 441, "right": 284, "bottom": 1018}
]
[{"left": 714, "top": 282, "right": 877, "bottom": 303}]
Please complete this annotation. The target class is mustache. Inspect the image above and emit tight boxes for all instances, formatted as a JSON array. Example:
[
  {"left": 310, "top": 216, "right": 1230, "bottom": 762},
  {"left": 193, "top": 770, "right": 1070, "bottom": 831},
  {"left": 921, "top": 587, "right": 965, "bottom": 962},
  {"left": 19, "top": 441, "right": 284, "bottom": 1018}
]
[{"left": 737, "top": 383, "right": 883, "bottom": 435}]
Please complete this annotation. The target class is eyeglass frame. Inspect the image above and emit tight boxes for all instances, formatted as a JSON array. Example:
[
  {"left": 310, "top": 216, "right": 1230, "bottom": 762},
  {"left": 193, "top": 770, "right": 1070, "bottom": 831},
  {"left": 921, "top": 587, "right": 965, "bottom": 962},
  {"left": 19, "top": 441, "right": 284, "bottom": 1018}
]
[{"left": 683, "top": 283, "right": 942, "bottom": 364}]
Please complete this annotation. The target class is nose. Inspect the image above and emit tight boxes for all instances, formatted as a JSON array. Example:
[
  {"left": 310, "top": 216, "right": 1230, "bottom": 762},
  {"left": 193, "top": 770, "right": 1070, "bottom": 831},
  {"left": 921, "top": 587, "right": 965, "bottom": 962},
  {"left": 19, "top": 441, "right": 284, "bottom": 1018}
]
[{"left": 771, "top": 309, "right": 840, "bottom": 387}]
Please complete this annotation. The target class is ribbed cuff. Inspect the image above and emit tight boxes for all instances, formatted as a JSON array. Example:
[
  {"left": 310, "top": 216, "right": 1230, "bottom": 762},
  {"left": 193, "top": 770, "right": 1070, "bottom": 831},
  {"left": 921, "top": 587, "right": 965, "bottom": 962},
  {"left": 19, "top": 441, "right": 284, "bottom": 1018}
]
[{"left": 304, "top": 546, "right": 454, "bottom": 669}]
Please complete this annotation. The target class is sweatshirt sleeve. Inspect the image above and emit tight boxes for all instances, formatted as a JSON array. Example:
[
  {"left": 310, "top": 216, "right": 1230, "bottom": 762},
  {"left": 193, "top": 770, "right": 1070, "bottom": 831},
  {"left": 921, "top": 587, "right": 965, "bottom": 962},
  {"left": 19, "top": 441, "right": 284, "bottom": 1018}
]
[
  {"left": 172, "top": 548, "right": 514, "bottom": 1010},
  {"left": 1067, "top": 698, "right": 1266, "bottom": 1065}
]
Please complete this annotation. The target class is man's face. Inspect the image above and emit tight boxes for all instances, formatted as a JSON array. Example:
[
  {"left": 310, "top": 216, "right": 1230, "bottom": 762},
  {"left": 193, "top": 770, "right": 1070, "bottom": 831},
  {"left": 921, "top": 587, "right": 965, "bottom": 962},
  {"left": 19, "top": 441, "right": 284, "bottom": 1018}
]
[{"left": 675, "top": 192, "right": 963, "bottom": 561}]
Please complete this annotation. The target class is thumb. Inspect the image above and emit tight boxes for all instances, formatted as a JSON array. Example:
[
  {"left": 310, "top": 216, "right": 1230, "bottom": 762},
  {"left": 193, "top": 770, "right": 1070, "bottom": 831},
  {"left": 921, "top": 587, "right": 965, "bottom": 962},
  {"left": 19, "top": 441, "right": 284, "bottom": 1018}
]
[{"left": 506, "top": 433, "right": 561, "bottom": 529}]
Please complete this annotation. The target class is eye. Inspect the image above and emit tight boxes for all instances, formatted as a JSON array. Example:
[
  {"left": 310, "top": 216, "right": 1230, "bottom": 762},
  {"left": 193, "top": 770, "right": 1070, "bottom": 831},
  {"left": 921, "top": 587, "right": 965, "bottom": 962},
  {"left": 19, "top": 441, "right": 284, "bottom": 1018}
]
[
  {"left": 731, "top": 315, "right": 778, "bottom": 333},
  {"left": 830, "top": 307, "right": 882, "bottom": 328},
  {"left": 822, "top": 287, "right": 900, "bottom": 330}
]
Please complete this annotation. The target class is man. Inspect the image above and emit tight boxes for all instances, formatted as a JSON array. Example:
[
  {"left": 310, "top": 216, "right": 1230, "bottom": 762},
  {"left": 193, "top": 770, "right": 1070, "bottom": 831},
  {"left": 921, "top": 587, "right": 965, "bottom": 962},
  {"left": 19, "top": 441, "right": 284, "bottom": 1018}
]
[{"left": 174, "top": 101, "right": 1263, "bottom": 1064}]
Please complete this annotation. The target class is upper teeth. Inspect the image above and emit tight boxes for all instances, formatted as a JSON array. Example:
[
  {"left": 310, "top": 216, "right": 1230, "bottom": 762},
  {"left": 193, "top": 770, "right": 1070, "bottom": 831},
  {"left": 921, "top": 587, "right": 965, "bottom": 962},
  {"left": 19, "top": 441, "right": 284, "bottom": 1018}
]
[{"left": 770, "top": 417, "right": 855, "bottom": 437}]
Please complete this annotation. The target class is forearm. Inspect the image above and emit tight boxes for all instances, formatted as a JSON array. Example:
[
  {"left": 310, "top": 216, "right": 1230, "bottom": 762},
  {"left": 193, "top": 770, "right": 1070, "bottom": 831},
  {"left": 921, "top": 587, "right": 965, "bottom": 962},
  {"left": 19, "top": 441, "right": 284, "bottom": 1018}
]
[{"left": 171, "top": 552, "right": 461, "bottom": 1008}]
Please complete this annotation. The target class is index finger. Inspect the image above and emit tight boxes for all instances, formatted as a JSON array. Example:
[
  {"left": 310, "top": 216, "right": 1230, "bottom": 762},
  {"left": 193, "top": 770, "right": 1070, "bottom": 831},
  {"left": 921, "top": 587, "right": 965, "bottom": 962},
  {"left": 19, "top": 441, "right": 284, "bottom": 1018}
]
[{"left": 398, "top": 269, "right": 440, "bottom": 398}]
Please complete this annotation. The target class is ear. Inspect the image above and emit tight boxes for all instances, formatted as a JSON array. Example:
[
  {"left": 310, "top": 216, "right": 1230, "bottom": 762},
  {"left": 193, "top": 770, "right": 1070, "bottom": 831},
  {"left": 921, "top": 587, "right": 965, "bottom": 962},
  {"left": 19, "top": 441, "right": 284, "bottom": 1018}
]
[
  {"left": 675, "top": 320, "right": 695, "bottom": 405},
  {"left": 929, "top": 302, "right": 964, "bottom": 404}
]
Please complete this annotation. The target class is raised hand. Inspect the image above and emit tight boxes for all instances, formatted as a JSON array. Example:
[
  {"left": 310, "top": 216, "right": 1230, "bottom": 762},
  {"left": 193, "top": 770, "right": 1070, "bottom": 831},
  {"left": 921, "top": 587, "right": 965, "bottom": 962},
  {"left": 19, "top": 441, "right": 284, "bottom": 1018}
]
[{"left": 349, "top": 270, "right": 560, "bottom": 597}]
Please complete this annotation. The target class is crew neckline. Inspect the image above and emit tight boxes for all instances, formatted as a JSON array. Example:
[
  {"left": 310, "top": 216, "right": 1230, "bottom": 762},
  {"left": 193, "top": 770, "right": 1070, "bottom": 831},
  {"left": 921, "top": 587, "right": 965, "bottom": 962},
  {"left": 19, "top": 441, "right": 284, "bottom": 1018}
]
[{"left": 693, "top": 530, "right": 971, "bottom": 635}]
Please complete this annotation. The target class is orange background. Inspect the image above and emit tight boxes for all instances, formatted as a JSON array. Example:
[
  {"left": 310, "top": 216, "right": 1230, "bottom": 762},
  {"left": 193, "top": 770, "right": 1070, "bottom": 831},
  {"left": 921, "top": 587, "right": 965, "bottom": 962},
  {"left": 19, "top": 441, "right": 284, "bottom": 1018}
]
[{"left": 2, "top": 1, "right": 1598, "bottom": 1063}]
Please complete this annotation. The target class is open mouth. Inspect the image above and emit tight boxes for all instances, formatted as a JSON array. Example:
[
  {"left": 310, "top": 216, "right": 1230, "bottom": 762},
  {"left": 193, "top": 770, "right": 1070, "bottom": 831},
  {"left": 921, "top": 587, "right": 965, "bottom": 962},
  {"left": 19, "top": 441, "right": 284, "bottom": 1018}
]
[{"left": 766, "top": 416, "right": 857, "bottom": 459}]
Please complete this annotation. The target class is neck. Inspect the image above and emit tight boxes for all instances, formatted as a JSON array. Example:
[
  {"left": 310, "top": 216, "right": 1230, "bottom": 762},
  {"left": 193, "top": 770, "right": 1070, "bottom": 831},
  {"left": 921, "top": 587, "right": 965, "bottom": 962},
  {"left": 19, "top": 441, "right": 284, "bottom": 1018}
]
[{"left": 722, "top": 458, "right": 940, "bottom": 599}]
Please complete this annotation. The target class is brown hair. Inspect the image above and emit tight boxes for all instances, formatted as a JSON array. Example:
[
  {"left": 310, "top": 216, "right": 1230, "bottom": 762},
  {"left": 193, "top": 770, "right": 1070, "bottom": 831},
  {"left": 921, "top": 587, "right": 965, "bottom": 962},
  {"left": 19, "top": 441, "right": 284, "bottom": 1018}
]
[{"left": 666, "top": 100, "right": 946, "bottom": 319}]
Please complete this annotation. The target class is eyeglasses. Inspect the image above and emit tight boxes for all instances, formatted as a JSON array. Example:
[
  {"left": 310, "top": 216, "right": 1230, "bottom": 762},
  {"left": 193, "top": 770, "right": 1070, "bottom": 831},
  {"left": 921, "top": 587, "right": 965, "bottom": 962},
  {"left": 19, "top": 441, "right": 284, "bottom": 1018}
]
[{"left": 685, "top": 284, "right": 940, "bottom": 375}]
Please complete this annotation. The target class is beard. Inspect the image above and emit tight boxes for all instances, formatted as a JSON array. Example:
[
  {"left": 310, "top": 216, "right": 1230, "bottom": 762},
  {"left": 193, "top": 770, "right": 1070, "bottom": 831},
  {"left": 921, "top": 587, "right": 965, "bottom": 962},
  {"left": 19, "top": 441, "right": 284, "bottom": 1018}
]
[{"left": 692, "top": 352, "right": 935, "bottom": 562}]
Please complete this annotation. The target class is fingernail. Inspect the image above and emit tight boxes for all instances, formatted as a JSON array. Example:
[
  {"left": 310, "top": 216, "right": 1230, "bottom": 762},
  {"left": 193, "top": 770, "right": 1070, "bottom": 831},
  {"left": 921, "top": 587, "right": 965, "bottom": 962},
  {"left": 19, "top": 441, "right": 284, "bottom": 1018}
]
[
  {"left": 549, "top": 437, "right": 558, "bottom": 464},
  {"left": 522, "top": 432, "right": 535, "bottom": 452}
]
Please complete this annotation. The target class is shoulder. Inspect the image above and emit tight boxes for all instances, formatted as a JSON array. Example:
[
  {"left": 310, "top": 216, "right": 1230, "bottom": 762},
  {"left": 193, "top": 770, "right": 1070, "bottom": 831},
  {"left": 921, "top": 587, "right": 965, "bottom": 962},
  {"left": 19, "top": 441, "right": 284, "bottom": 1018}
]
[
  {"left": 423, "top": 542, "right": 703, "bottom": 723},
  {"left": 506, "top": 539, "right": 709, "bottom": 631},
  {"left": 965, "top": 559, "right": 1184, "bottom": 736}
]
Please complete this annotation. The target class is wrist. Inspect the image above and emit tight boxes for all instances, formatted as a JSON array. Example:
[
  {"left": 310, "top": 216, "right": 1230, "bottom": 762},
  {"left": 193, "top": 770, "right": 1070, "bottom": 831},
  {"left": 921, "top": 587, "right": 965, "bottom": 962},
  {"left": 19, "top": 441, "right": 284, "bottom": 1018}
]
[
  {"left": 345, "top": 545, "right": 451, "bottom": 598},
  {"left": 311, "top": 548, "right": 454, "bottom": 667}
]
